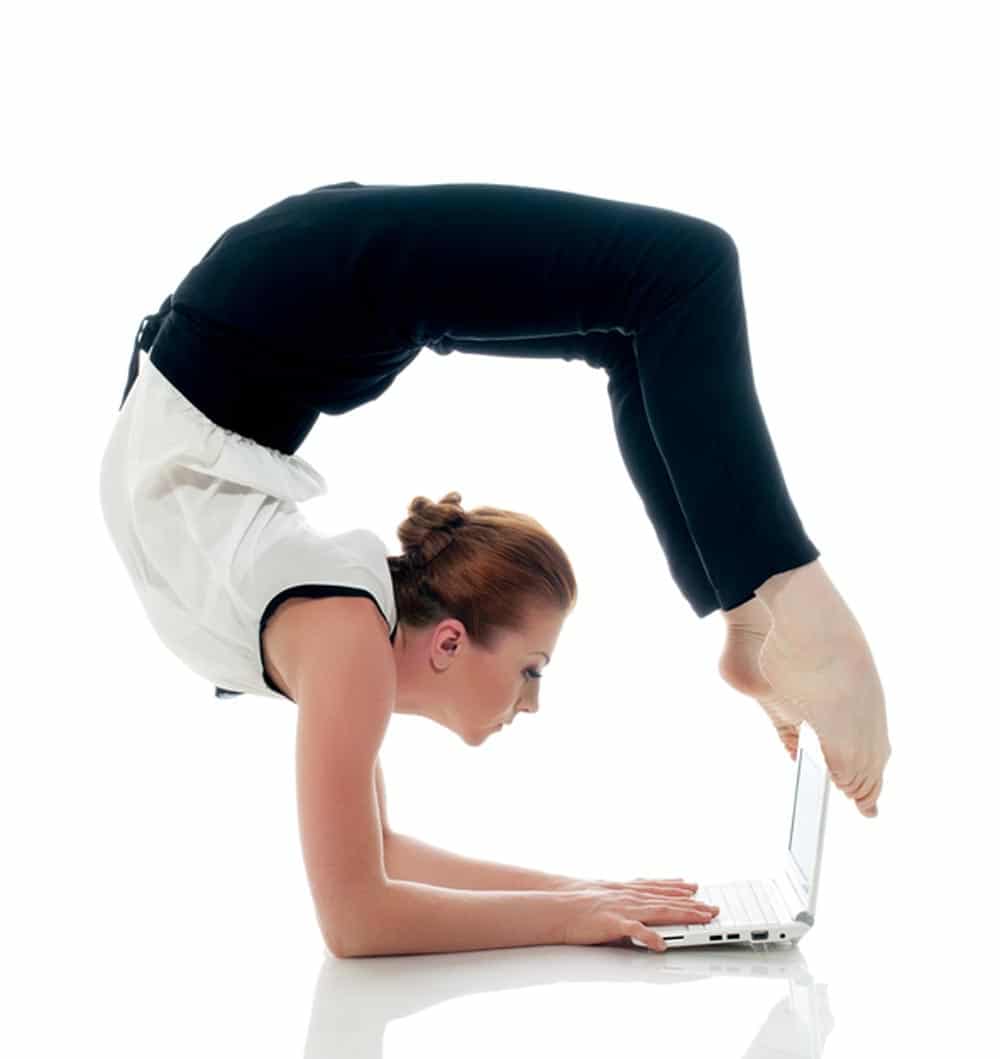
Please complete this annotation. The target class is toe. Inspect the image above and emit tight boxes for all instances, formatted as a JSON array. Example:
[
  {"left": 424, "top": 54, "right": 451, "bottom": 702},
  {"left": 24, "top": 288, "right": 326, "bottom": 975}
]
[
  {"left": 832, "top": 768, "right": 861, "bottom": 794},
  {"left": 856, "top": 775, "right": 883, "bottom": 813},
  {"left": 844, "top": 772, "right": 869, "bottom": 798}
]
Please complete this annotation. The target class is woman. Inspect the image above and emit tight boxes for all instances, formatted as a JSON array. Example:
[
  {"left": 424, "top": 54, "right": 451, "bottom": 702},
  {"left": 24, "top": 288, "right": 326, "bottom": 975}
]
[{"left": 99, "top": 181, "right": 890, "bottom": 956}]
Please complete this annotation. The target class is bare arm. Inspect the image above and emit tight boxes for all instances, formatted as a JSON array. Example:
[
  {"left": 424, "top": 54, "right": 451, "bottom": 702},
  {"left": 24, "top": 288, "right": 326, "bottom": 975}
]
[
  {"left": 285, "top": 595, "right": 581, "bottom": 958},
  {"left": 383, "top": 831, "right": 577, "bottom": 892},
  {"left": 286, "top": 598, "right": 397, "bottom": 956},
  {"left": 345, "top": 880, "right": 577, "bottom": 957}
]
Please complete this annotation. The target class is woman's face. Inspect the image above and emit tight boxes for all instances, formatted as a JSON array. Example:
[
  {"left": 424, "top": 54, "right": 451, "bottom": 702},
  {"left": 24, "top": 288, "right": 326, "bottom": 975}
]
[{"left": 391, "top": 607, "right": 566, "bottom": 744}]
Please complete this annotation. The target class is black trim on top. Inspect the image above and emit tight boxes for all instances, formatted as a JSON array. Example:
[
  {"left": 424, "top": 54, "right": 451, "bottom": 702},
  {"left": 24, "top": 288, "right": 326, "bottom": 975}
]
[
  {"left": 212, "top": 584, "right": 398, "bottom": 701},
  {"left": 215, "top": 588, "right": 398, "bottom": 703}
]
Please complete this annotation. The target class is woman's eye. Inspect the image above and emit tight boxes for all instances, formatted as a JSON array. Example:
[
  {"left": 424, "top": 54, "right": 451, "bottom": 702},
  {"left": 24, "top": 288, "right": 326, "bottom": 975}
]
[{"left": 524, "top": 669, "right": 543, "bottom": 680}]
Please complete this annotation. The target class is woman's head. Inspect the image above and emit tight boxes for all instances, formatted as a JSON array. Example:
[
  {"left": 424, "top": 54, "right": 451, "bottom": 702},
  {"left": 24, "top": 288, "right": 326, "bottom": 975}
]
[{"left": 387, "top": 491, "right": 576, "bottom": 744}]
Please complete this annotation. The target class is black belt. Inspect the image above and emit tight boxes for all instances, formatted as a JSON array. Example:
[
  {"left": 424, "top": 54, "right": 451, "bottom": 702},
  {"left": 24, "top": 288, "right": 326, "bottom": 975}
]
[{"left": 120, "top": 293, "right": 174, "bottom": 410}]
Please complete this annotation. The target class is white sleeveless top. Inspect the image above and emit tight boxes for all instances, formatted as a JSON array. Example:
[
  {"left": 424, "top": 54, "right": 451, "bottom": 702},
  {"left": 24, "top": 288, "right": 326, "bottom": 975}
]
[{"left": 99, "top": 349, "right": 399, "bottom": 701}]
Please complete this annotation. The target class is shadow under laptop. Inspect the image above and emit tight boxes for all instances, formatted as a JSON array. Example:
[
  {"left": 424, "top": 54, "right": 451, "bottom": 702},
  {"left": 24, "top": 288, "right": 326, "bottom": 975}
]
[{"left": 302, "top": 941, "right": 834, "bottom": 1058}]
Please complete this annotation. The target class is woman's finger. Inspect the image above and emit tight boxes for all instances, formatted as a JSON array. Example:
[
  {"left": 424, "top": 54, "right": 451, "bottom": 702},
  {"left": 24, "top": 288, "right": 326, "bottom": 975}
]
[
  {"left": 625, "top": 878, "right": 699, "bottom": 894},
  {"left": 629, "top": 877, "right": 698, "bottom": 888}
]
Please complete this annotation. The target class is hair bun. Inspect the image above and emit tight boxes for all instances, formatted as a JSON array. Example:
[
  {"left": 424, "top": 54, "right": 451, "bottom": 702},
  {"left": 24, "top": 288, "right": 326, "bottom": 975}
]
[
  {"left": 401, "top": 491, "right": 467, "bottom": 567},
  {"left": 387, "top": 490, "right": 577, "bottom": 642}
]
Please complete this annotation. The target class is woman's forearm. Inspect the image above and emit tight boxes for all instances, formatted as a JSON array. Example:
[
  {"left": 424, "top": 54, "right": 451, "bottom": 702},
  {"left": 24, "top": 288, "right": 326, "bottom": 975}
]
[{"left": 383, "top": 831, "right": 577, "bottom": 892}]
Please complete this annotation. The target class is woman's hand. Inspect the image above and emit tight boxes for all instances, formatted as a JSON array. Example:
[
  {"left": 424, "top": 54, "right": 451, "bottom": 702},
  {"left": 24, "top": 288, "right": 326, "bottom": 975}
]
[
  {"left": 558, "top": 877, "right": 721, "bottom": 950},
  {"left": 556, "top": 875, "right": 705, "bottom": 898}
]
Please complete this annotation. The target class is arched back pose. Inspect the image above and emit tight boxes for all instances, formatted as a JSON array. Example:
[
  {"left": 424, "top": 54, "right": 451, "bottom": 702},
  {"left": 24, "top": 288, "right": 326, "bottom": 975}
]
[{"left": 100, "top": 181, "right": 890, "bottom": 957}]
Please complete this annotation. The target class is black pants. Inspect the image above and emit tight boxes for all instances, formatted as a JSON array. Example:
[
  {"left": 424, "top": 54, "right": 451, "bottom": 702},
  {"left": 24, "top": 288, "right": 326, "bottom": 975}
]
[
  {"left": 130, "top": 183, "right": 820, "bottom": 619},
  {"left": 408, "top": 186, "right": 820, "bottom": 619}
]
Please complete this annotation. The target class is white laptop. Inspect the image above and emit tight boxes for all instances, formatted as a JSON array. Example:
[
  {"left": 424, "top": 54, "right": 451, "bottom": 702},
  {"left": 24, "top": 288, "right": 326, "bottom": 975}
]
[{"left": 633, "top": 720, "right": 831, "bottom": 949}]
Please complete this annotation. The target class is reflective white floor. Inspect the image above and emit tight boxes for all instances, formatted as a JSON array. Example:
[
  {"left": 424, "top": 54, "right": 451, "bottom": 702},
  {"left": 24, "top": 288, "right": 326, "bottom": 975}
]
[{"left": 7, "top": 874, "right": 986, "bottom": 1057}]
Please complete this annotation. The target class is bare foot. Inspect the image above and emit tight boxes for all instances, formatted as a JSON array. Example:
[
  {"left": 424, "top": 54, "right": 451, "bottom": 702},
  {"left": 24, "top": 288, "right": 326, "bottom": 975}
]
[
  {"left": 757, "top": 619, "right": 891, "bottom": 817},
  {"left": 719, "top": 595, "right": 891, "bottom": 816},
  {"left": 718, "top": 602, "right": 803, "bottom": 763}
]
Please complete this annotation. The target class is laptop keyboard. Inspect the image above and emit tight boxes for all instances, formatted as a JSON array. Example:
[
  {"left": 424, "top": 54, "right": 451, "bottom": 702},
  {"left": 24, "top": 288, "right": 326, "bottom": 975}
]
[{"left": 693, "top": 878, "right": 795, "bottom": 929}]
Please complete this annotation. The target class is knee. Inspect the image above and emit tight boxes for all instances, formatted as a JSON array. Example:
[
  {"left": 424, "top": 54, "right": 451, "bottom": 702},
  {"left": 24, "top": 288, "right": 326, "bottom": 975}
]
[
  {"left": 685, "top": 217, "right": 739, "bottom": 271},
  {"left": 632, "top": 219, "right": 741, "bottom": 338},
  {"left": 662, "top": 217, "right": 741, "bottom": 308}
]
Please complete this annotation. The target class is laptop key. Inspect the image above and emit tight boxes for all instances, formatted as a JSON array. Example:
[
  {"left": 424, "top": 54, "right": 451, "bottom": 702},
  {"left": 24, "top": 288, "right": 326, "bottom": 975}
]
[
  {"left": 737, "top": 881, "right": 763, "bottom": 924},
  {"left": 752, "top": 880, "right": 778, "bottom": 923},
  {"left": 764, "top": 879, "right": 791, "bottom": 922}
]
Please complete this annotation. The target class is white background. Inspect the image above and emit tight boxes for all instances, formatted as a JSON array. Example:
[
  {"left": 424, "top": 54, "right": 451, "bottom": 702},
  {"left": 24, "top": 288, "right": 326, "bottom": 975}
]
[{"left": 4, "top": 0, "right": 996, "bottom": 1055}]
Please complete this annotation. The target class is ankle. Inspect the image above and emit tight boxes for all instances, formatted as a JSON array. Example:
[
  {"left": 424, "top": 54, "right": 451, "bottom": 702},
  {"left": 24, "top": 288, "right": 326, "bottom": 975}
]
[
  {"left": 755, "top": 560, "right": 857, "bottom": 643},
  {"left": 721, "top": 595, "right": 771, "bottom": 629}
]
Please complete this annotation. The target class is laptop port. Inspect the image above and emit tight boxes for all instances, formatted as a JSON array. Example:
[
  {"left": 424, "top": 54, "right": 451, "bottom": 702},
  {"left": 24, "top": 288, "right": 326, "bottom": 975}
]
[
  {"left": 726, "top": 934, "right": 740, "bottom": 940},
  {"left": 664, "top": 936, "right": 684, "bottom": 941},
  {"left": 751, "top": 931, "right": 769, "bottom": 940},
  {"left": 709, "top": 935, "right": 722, "bottom": 941}
]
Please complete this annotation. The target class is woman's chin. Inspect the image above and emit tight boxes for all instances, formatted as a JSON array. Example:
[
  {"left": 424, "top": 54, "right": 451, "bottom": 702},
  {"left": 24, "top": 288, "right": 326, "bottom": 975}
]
[{"left": 471, "top": 723, "right": 502, "bottom": 745}]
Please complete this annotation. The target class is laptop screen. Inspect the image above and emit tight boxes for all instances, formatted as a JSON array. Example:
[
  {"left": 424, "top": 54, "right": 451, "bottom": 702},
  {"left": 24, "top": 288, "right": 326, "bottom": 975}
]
[{"left": 788, "top": 738, "right": 826, "bottom": 893}]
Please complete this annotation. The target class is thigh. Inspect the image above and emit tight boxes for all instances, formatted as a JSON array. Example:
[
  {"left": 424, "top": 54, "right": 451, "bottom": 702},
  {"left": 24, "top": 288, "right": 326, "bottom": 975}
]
[{"left": 379, "top": 182, "right": 729, "bottom": 348}]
